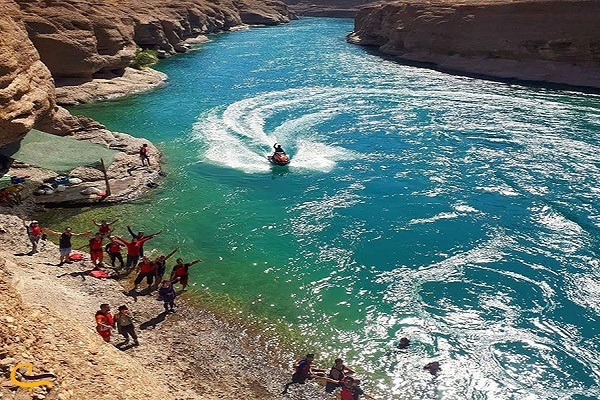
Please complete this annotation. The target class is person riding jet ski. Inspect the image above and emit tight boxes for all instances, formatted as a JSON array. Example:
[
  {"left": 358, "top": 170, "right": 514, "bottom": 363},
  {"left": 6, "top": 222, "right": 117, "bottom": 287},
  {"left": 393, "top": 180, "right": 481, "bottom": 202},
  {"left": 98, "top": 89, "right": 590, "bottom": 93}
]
[{"left": 269, "top": 143, "right": 290, "bottom": 165}]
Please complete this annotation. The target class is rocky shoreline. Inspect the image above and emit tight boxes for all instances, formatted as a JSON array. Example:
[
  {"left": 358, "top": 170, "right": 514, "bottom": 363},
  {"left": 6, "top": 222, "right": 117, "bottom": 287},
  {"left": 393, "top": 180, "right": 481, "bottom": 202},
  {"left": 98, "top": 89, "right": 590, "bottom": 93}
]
[
  {"left": 0, "top": 213, "right": 330, "bottom": 400},
  {"left": 55, "top": 67, "right": 168, "bottom": 106},
  {"left": 0, "top": 112, "right": 332, "bottom": 399},
  {"left": 0, "top": 1, "right": 332, "bottom": 399}
]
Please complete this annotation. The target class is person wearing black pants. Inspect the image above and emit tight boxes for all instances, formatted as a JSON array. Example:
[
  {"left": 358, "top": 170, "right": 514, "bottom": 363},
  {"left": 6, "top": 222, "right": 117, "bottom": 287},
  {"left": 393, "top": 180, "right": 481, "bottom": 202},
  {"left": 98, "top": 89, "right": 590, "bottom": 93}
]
[{"left": 114, "top": 305, "right": 139, "bottom": 346}]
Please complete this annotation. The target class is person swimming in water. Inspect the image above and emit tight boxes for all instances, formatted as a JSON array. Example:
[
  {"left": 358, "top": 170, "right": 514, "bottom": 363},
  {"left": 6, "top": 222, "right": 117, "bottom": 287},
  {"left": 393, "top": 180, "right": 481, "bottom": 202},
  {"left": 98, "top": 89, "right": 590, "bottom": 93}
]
[{"left": 397, "top": 337, "right": 410, "bottom": 349}]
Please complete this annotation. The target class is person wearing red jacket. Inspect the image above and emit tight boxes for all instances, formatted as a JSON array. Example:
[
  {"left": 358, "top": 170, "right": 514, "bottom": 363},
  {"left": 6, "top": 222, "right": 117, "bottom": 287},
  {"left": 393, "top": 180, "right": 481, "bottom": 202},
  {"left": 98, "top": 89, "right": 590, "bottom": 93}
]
[
  {"left": 105, "top": 236, "right": 125, "bottom": 270},
  {"left": 170, "top": 257, "right": 202, "bottom": 291},
  {"left": 85, "top": 232, "right": 105, "bottom": 267},
  {"left": 21, "top": 218, "right": 42, "bottom": 255},
  {"left": 115, "top": 234, "right": 157, "bottom": 270},
  {"left": 95, "top": 303, "right": 114, "bottom": 343},
  {"left": 132, "top": 255, "right": 157, "bottom": 291}
]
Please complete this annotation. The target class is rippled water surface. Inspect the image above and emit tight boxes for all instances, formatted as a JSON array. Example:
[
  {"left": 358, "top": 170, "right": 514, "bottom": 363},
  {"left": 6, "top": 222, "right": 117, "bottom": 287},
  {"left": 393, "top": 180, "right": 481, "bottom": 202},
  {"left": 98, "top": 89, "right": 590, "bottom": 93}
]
[{"left": 71, "top": 18, "right": 600, "bottom": 399}]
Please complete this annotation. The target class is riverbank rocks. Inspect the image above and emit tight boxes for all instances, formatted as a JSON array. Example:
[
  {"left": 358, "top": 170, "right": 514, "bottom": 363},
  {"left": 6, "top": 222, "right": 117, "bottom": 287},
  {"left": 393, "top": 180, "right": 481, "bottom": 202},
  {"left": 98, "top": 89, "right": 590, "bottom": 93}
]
[{"left": 348, "top": 0, "right": 600, "bottom": 89}]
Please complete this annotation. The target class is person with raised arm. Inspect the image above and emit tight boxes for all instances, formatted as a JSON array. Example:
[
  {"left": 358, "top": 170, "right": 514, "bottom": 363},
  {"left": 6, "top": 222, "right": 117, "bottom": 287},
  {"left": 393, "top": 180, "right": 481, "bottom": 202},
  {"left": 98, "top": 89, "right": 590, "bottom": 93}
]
[
  {"left": 114, "top": 234, "right": 157, "bottom": 271},
  {"left": 153, "top": 248, "right": 179, "bottom": 287},
  {"left": 92, "top": 218, "right": 118, "bottom": 238},
  {"left": 43, "top": 226, "right": 89, "bottom": 265},
  {"left": 21, "top": 218, "right": 42, "bottom": 254},
  {"left": 169, "top": 257, "right": 202, "bottom": 291},
  {"left": 105, "top": 236, "right": 125, "bottom": 270},
  {"left": 126, "top": 225, "right": 161, "bottom": 257}
]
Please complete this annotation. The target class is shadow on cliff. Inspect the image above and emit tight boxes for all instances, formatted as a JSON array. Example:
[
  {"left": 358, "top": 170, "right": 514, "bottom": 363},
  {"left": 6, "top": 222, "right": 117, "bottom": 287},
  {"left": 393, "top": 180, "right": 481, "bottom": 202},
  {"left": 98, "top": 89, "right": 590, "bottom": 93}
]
[{"left": 361, "top": 46, "right": 600, "bottom": 95}]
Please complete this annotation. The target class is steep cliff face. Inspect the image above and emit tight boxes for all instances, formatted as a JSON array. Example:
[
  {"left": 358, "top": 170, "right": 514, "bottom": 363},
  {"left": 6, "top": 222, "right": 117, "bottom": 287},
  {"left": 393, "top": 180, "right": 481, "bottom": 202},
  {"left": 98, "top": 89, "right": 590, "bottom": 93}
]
[
  {"left": 0, "top": 1, "right": 55, "bottom": 146},
  {"left": 15, "top": 0, "right": 294, "bottom": 80},
  {"left": 282, "top": 0, "right": 375, "bottom": 17},
  {"left": 1, "top": 0, "right": 293, "bottom": 146},
  {"left": 348, "top": 0, "right": 600, "bottom": 89}
]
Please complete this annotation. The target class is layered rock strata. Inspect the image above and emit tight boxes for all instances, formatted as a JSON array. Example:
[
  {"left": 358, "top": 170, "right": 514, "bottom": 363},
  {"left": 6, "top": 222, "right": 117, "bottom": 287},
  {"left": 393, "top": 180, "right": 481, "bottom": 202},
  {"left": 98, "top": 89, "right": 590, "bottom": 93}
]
[
  {"left": 282, "top": 0, "right": 376, "bottom": 17},
  {"left": 348, "top": 0, "right": 600, "bottom": 89},
  {"left": 1, "top": 0, "right": 293, "bottom": 148},
  {"left": 0, "top": 1, "right": 59, "bottom": 147},
  {"left": 15, "top": 0, "right": 294, "bottom": 81}
]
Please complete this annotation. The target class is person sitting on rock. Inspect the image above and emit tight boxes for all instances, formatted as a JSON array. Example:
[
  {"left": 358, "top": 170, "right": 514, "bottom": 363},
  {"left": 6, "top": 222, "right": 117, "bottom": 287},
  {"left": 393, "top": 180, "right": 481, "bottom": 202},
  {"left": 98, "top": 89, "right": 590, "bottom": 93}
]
[
  {"left": 282, "top": 353, "right": 333, "bottom": 394},
  {"left": 325, "top": 358, "right": 355, "bottom": 393}
]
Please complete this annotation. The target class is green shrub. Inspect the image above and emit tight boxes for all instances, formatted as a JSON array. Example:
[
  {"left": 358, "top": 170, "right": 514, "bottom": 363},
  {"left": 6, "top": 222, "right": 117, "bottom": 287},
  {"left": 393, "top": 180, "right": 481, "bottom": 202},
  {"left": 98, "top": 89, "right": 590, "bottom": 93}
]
[{"left": 130, "top": 48, "right": 158, "bottom": 69}]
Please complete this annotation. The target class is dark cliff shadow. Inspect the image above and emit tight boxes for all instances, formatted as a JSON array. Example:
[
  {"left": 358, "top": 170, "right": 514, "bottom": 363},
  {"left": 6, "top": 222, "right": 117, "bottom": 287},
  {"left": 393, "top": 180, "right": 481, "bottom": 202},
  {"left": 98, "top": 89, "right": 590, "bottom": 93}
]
[{"left": 359, "top": 45, "right": 600, "bottom": 95}]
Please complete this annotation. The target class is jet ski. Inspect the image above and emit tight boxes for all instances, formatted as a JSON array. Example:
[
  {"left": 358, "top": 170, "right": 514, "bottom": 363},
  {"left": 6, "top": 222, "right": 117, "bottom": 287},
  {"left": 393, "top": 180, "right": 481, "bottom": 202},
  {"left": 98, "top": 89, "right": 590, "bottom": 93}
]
[
  {"left": 268, "top": 152, "right": 290, "bottom": 166},
  {"left": 268, "top": 143, "right": 290, "bottom": 165}
]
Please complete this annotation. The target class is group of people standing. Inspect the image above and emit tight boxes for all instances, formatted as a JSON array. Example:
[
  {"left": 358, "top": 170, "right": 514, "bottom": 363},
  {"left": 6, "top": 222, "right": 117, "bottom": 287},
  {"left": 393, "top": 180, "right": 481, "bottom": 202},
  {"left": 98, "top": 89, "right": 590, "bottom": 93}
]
[
  {"left": 21, "top": 216, "right": 387, "bottom": 398},
  {"left": 20, "top": 216, "right": 204, "bottom": 345},
  {"left": 283, "top": 354, "right": 378, "bottom": 400}
]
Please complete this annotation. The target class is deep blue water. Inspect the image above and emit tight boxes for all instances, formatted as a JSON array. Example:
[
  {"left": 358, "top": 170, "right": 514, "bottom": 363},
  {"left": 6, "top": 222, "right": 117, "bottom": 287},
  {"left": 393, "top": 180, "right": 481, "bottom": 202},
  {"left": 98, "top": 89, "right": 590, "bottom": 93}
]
[{"left": 70, "top": 17, "right": 600, "bottom": 400}]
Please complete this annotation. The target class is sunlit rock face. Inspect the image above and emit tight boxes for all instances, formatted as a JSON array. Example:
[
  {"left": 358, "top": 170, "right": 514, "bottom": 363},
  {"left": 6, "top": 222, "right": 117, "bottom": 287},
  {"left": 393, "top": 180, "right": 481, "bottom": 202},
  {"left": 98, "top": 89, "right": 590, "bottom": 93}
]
[
  {"left": 281, "top": 0, "right": 375, "bottom": 17},
  {"left": 348, "top": 0, "right": 600, "bottom": 89},
  {"left": 1, "top": 0, "right": 294, "bottom": 147},
  {"left": 0, "top": 0, "right": 55, "bottom": 146},
  {"left": 13, "top": 0, "right": 293, "bottom": 80}
]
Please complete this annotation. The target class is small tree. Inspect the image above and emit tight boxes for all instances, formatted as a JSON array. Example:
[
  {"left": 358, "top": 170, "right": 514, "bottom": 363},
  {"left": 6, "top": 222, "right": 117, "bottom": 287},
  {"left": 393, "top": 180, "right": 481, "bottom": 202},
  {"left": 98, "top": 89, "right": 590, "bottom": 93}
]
[{"left": 130, "top": 48, "right": 158, "bottom": 69}]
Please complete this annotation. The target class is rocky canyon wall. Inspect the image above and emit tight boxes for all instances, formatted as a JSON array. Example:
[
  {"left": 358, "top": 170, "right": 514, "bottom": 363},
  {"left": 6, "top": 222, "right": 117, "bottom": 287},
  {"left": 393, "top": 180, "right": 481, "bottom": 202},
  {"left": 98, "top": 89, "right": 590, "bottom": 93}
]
[
  {"left": 282, "top": 0, "right": 377, "bottom": 17},
  {"left": 0, "top": 0, "right": 293, "bottom": 147},
  {"left": 348, "top": 0, "right": 600, "bottom": 89}
]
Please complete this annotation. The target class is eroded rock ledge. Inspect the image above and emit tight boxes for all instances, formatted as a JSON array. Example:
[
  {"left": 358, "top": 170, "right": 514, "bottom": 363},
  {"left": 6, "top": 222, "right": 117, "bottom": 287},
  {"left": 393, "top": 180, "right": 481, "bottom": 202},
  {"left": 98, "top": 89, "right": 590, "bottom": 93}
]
[
  {"left": 348, "top": 0, "right": 600, "bottom": 89},
  {"left": 1, "top": 0, "right": 294, "bottom": 147}
]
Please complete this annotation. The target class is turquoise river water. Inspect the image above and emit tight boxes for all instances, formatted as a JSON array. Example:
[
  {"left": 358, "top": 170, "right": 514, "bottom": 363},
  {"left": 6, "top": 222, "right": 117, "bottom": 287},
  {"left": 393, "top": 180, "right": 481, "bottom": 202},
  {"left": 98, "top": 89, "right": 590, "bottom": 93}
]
[{"left": 66, "top": 18, "right": 600, "bottom": 400}]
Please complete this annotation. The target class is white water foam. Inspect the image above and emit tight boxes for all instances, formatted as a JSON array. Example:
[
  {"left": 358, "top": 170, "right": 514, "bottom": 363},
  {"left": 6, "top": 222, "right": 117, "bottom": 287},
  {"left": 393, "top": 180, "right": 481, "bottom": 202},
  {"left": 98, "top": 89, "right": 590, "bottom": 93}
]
[{"left": 192, "top": 87, "right": 358, "bottom": 173}]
